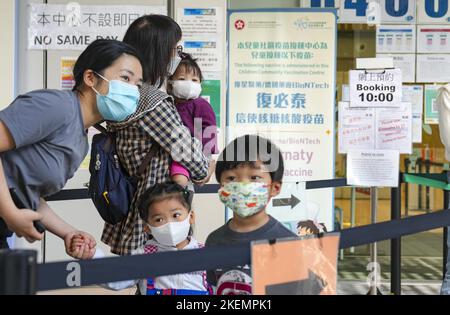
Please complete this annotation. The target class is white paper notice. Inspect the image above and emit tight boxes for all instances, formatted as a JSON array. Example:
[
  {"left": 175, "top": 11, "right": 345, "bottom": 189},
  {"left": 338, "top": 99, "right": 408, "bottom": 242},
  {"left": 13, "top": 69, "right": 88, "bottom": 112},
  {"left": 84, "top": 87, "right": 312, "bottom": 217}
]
[
  {"left": 412, "top": 113, "right": 423, "bottom": 143},
  {"left": 376, "top": 54, "right": 416, "bottom": 83},
  {"left": 417, "top": 25, "right": 450, "bottom": 54},
  {"left": 376, "top": 25, "right": 416, "bottom": 54},
  {"left": 417, "top": 54, "right": 450, "bottom": 83},
  {"left": 177, "top": 7, "right": 223, "bottom": 75},
  {"left": 349, "top": 68, "right": 403, "bottom": 108},
  {"left": 339, "top": 102, "right": 412, "bottom": 153},
  {"left": 347, "top": 150, "right": 400, "bottom": 187},
  {"left": 375, "top": 103, "right": 412, "bottom": 154},
  {"left": 402, "top": 85, "right": 424, "bottom": 114},
  {"left": 338, "top": 102, "right": 374, "bottom": 154}
]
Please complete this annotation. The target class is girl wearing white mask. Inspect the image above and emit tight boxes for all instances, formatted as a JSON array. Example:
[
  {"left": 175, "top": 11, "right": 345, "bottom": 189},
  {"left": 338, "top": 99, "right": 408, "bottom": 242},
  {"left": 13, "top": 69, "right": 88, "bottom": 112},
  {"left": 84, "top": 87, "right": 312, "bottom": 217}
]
[
  {"left": 80, "top": 182, "right": 212, "bottom": 295},
  {"left": 167, "top": 53, "right": 219, "bottom": 188}
]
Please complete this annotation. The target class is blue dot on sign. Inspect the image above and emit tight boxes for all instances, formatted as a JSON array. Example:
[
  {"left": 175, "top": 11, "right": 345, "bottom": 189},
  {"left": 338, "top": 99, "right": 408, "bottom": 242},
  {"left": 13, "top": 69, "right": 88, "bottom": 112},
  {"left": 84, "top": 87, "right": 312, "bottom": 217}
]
[{"left": 406, "top": 16, "right": 412, "bottom": 21}]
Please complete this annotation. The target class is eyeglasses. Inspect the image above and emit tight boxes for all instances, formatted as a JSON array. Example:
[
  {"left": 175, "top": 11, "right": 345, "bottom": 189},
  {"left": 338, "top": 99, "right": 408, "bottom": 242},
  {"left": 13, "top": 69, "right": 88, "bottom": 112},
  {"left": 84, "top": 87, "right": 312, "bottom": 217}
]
[{"left": 175, "top": 45, "right": 183, "bottom": 56}]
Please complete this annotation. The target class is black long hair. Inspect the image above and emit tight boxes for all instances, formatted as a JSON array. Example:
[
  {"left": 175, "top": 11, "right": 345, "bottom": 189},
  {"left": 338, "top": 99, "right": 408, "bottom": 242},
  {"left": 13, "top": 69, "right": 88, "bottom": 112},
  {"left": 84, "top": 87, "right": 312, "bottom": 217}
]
[
  {"left": 72, "top": 39, "right": 142, "bottom": 92},
  {"left": 123, "top": 15, "right": 182, "bottom": 87}
]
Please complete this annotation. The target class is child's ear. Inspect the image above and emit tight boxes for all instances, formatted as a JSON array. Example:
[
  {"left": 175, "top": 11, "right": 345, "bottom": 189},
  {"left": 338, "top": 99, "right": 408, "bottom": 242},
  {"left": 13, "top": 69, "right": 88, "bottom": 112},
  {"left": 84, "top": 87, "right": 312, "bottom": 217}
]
[
  {"left": 269, "top": 181, "right": 282, "bottom": 198},
  {"left": 189, "top": 210, "right": 196, "bottom": 225},
  {"left": 144, "top": 224, "right": 151, "bottom": 234}
]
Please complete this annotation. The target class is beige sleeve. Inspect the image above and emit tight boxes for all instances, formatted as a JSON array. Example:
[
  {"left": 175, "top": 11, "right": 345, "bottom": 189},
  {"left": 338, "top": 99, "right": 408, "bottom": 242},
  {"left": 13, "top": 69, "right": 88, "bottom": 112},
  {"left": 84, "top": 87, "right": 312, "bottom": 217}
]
[{"left": 437, "top": 84, "right": 450, "bottom": 161}]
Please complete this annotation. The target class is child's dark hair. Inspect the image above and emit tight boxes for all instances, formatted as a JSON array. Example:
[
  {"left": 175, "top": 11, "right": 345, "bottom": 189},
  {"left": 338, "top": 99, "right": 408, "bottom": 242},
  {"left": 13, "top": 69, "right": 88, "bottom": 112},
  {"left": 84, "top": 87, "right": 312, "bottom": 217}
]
[
  {"left": 215, "top": 135, "right": 284, "bottom": 183},
  {"left": 138, "top": 181, "right": 193, "bottom": 222},
  {"left": 72, "top": 39, "right": 142, "bottom": 92},
  {"left": 297, "top": 220, "right": 328, "bottom": 234},
  {"left": 171, "top": 52, "right": 203, "bottom": 82},
  {"left": 123, "top": 15, "right": 182, "bottom": 87}
]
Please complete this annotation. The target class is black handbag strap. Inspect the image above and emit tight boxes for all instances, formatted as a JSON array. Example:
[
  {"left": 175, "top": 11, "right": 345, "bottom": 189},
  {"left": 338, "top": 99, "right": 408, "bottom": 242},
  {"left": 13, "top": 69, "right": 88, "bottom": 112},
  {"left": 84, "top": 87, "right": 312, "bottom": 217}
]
[{"left": 93, "top": 124, "right": 159, "bottom": 176}]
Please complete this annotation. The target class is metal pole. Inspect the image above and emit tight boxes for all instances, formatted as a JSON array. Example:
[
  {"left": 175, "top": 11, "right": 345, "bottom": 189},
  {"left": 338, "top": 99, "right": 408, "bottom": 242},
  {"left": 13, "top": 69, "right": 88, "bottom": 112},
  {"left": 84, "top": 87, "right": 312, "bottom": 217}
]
[
  {"left": 0, "top": 250, "right": 37, "bottom": 295},
  {"left": 426, "top": 159, "right": 431, "bottom": 213},
  {"left": 369, "top": 187, "right": 379, "bottom": 295},
  {"left": 391, "top": 177, "right": 402, "bottom": 295},
  {"left": 443, "top": 172, "right": 450, "bottom": 280},
  {"left": 404, "top": 158, "right": 409, "bottom": 217},
  {"left": 418, "top": 158, "right": 423, "bottom": 210},
  {"left": 350, "top": 187, "right": 356, "bottom": 254}
]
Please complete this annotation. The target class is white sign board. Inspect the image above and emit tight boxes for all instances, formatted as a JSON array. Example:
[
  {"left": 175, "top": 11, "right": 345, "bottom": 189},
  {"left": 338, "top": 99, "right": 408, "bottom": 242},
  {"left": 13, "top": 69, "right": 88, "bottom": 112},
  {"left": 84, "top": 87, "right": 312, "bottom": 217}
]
[
  {"left": 417, "top": 54, "right": 450, "bottom": 82},
  {"left": 338, "top": 102, "right": 412, "bottom": 154},
  {"left": 349, "top": 68, "right": 403, "bottom": 107},
  {"left": 416, "top": 0, "right": 450, "bottom": 24},
  {"left": 379, "top": 0, "right": 416, "bottom": 24},
  {"left": 177, "top": 7, "right": 224, "bottom": 75},
  {"left": 28, "top": 3, "right": 167, "bottom": 50},
  {"left": 402, "top": 85, "right": 424, "bottom": 114},
  {"left": 376, "top": 25, "right": 416, "bottom": 53},
  {"left": 228, "top": 9, "right": 337, "bottom": 231},
  {"left": 417, "top": 25, "right": 450, "bottom": 53},
  {"left": 347, "top": 149, "right": 400, "bottom": 187},
  {"left": 266, "top": 182, "right": 307, "bottom": 233},
  {"left": 376, "top": 53, "right": 416, "bottom": 82},
  {"left": 375, "top": 103, "right": 412, "bottom": 154}
]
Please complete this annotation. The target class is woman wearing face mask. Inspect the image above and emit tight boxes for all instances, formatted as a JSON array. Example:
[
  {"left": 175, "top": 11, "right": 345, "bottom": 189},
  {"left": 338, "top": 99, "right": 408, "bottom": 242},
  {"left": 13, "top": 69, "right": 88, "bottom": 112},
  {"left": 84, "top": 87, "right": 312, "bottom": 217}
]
[
  {"left": 102, "top": 15, "right": 209, "bottom": 255},
  {"left": 0, "top": 39, "right": 143, "bottom": 259},
  {"left": 167, "top": 52, "right": 219, "bottom": 188}
]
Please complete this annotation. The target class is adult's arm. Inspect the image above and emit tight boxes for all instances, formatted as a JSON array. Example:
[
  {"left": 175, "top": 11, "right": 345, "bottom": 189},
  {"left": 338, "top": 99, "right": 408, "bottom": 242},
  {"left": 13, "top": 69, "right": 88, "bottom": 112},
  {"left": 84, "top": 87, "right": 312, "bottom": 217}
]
[
  {"left": 138, "top": 100, "right": 209, "bottom": 181},
  {"left": 0, "top": 121, "right": 43, "bottom": 242}
]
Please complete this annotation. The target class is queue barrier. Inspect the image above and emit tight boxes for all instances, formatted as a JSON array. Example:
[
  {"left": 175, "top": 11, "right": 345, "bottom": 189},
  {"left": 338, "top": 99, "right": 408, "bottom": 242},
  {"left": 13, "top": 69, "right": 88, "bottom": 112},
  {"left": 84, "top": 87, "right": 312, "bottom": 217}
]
[{"left": 1, "top": 175, "right": 449, "bottom": 295}]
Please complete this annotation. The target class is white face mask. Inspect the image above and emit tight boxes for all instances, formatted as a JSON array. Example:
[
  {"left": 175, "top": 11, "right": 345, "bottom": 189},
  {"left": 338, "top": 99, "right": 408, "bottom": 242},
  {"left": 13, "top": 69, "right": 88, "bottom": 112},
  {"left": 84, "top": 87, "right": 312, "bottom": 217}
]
[
  {"left": 167, "top": 55, "right": 182, "bottom": 76},
  {"left": 170, "top": 80, "right": 202, "bottom": 100},
  {"left": 148, "top": 215, "right": 191, "bottom": 247}
]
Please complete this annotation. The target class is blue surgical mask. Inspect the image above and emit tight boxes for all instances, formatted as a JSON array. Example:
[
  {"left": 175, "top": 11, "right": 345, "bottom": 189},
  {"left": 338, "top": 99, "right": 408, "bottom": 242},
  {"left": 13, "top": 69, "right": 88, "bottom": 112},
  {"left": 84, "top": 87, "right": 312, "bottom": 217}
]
[{"left": 92, "top": 72, "right": 139, "bottom": 122}]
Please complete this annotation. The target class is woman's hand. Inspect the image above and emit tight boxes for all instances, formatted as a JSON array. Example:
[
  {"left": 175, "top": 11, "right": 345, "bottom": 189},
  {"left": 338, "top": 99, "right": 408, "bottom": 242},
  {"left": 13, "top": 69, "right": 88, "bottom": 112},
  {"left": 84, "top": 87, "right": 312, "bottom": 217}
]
[
  {"left": 64, "top": 231, "right": 97, "bottom": 259},
  {"left": 3, "top": 208, "right": 44, "bottom": 242}
]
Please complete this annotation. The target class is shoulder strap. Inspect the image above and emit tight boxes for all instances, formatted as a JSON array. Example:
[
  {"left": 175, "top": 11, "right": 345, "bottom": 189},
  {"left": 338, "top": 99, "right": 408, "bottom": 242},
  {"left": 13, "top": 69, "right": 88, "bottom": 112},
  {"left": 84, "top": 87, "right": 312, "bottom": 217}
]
[
  {"left": 93, "top": 123, "right": 108, "bottom": 135},
  {"left": 95, "top": 123, "right": 159, "bottom": 176}
]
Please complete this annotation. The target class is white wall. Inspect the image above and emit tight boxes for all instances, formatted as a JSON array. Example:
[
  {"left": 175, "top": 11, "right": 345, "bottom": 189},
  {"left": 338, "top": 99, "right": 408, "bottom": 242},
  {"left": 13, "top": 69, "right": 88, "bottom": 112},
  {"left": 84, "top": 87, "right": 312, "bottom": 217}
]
[{"left": 0, "top": 0, "right": 16, "bottom": 108}]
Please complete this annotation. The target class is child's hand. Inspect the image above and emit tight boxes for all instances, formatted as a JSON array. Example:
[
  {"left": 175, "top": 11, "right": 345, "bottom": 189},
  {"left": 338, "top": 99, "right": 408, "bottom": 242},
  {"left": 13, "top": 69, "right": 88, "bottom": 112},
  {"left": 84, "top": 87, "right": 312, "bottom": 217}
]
[
  {"left": 64, "top": 232, "right": 97, "bottom": 259},
  {"left": 70, "top": 234, "right": 86, "bottom": 252}
]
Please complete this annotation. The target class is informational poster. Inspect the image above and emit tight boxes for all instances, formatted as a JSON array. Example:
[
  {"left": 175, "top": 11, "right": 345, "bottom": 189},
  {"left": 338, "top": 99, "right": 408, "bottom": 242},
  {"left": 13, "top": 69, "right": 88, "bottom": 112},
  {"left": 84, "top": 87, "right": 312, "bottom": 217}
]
[
  {"left": 339, "top": 102, "right": 375, "bottom": 153},
  {"left": 424, "top": 84, "right": 443, "bottom": 124},
  {"left": 376, "top": 103, "right": 412, "bottom": 153},
  {"left": 376, "top": 53, "right": 416, "bottom": 82},
  {"left": 403, "top": 85, "right": 424, "bottom": 143},
  {"left": 412, "top": 113, "right": 423, "bottom": 143},
  {"left": 177, "top": 7, "right": 224, "bottom": 74},
  {"left": 376, "top": 25, "right": 416, "bottom": 54},
  {"left": 228, "top": 9, "right": 337, "bottom": 230},
  {"left": 60, "top": 57, "right": 76, "bottom": 90},
  {"left": 402, "top": 85, "right": 424, "bottom": 114},
  {"left": 417, "top": 54, "right": 450, "bottom": 82},
  {"left": 252, "top": 234, "right": 339, "bottom": 295},
  {"left": 417, "top": 25, "right": 450, "bottom": 53},
  {"left": 339, "top": 102, "right": 412, "bottom": 154},
  {"left": 347, "top": 149, "right": 400, "bottom": 187},
  {"left": 28, "top": 3, "right": 166, "bottom": 50},
  {"left": 349, "top": 68, "right": 403, "bottom": 108},
  {"left": 416, "top": 0, "right": 450, "bottom": 25}
]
